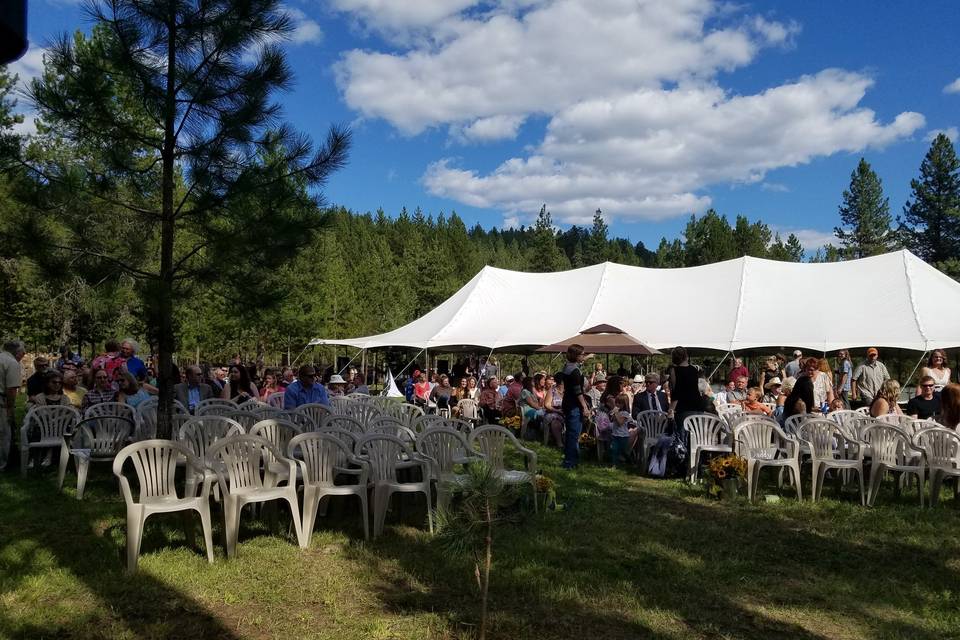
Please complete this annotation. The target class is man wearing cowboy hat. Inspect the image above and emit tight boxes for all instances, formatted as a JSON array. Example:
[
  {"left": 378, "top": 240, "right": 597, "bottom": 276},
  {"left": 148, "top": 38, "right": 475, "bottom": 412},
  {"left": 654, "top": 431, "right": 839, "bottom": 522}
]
[
  {"left": 633, "top": 372, "right": 668, "bottom": 418},
  {"left": 762, "top": 377, "right": 782, "bottom": 404}
]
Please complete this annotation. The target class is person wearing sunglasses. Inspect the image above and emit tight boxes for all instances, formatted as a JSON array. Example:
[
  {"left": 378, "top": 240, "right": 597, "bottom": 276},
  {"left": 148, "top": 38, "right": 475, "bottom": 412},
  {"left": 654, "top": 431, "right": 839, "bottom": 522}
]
[
  {"left": 906, "top": 375, "right": 940, "bottom": 419},
  {"left": 919, "top": 349, "right": 951, "bottom": 394},
  {"left": 81, "top": 368, "right": 118, "bottom": 411}
]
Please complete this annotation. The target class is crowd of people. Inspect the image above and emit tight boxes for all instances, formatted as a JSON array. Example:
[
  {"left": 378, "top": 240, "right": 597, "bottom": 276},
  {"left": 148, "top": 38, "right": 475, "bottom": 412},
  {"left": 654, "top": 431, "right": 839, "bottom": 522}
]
[{"left": 1, "top": 337, "right": 959, "bottom": 475}]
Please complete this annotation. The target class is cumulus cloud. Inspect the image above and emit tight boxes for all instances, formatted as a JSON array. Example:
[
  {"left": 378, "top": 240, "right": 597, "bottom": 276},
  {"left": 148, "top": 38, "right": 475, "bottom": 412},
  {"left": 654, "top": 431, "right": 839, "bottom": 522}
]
[
  {"left": 944, "top": 78, "right": 960, "bottom": 94},
  {"left": 286, "top": 7, "right": 323, "bottom": 44},
  {"left": 784, "top": 228, "right": 837, "bottom": 250},
  {"left": 334, "top": 0, "right": 924, "bottom": 223},
  {"left": 926, "top": 127, "right": 959, "bottom": 143}
]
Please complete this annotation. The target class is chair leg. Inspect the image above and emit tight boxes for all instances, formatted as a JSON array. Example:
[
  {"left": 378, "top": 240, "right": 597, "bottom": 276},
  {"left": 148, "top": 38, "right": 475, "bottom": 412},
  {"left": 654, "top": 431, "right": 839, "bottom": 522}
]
[
  {"left": 301, "top": 486, "right": 318, "bottom": 541},
  {"left": 792, "top": 462, "right": 802, "bottom": 501},
  {"left": 285, "top": 494, "right": 307, "bottom": 549},
  {"left": 424, "top": 487, "right": 434, "bottom": 533},
  {"left": 75, "top": 458, "right": 90, "bottom": 500},
  {"left": 929, "top": 471, "right": 942, "bottom": 508},
  {"left": 867, "top": 465, "right": 884, "bottom": 507},
  {"left": 856, "top": 467, "right": 865, "bottom": 506},
  {"left": 917, "top": 469, "right": 924, "bottom": 508},
  {"left": 58, "top": 446, "right": 70, "bottom": 490},
  {"left": 357, "top": 491, "right": 370, "bottom": 541},
  {"left": 126, "top": 505, "right": 145, "bottom": 573},
  {"left": 198, "top": 503, "right": 215, "bottom": 563},
  {"left": 747, "top": 460, "right": 758, "bottom": 503},
  {"left": 224, "top": 497, "right": 241, "bottom": 558}
]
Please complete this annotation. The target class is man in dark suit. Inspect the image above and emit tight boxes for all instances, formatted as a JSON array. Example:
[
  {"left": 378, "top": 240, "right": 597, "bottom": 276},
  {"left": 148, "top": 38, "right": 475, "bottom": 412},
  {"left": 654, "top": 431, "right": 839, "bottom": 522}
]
[
  {"left": 174, "top": 364, "right": 213, "bottom": 413},
  {"left": 633, "top": 372, "right": 668, "bottom": 418}
]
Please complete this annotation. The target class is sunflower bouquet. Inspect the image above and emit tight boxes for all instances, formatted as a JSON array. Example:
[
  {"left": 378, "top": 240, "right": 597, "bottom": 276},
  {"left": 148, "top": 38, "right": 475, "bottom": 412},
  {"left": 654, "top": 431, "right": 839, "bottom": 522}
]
[
  {"left": 499, "top": 415, "right": 522, "bottom": 432},
  {"left": 704, "top": 454, "right": 748, "bottom": 498},
  {"left": 535, "top": 474, "right": 558, "bottom": 510}
]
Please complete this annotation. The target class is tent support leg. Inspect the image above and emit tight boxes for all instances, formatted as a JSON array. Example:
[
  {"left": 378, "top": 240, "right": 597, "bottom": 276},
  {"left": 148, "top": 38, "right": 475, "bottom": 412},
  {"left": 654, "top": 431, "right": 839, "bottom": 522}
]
[
  {"left": 707, "top": 351, "right": 732, "bottom": 382},
  {"left": 903, "top": 351, "right": 929, "bottom": 392}
]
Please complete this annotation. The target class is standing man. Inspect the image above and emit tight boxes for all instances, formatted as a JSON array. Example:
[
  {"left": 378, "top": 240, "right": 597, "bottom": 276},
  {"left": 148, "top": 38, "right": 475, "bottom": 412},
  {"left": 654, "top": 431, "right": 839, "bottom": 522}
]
[
  {"left": 119, "top": 339, "right": 147, "bottom": 380},
  {"left": 561, "top": 344, "right": 589, "bottom": 470},
  {"left": 836, "top": 349, "right": 853, "bottom": 408},
  {"left": 784, "top": 350, "right": 803, "bottom": 379},
  {"left": 283, "top": 365, "right": 329, "bottom": 409},
  {"left": 852, "top": 348, "right": 889, "bottom": 408},
  {"left": 0, "top": 340, "right": 25, "bottom": 472}
]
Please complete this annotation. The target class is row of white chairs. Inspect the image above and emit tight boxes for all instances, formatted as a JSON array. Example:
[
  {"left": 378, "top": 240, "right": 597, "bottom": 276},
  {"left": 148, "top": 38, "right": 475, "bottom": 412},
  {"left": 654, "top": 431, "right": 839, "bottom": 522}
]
[{"left": 112, "top": 423, "right": 538, "bottom": 571}]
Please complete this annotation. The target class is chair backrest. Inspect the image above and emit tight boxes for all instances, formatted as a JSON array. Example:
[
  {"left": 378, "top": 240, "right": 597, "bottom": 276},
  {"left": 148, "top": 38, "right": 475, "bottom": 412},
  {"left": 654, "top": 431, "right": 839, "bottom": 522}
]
[
  {"left": 357, "top": 433, "right": 413, "bottom": 483},
  {"left": 277, "top": 410, "right": 316, "bottom": 432},
  {"left": 251, "top": 405, "right": 283, "bottom": 421},
  {"left": 329, "top": 396, "right": 355, "bottom": 414},
  {"left": 863, "top": 423, "right": 913, "bottom": 465},
  {"left": 340, "top": 402, "right": 382, "bottom": 427},
  {"left": 207, "top": 434, "right": 281, "bottom": 491},
  {"left": 854, "top": 406, "right": 871, "bottom": 415},
  {"left": 178, "top": 416, "right": 244, "bottom": 459},
  {"left": 683, "top": 413, "right": 728, "bottom": 448},
  {"left": 266, "top": 391, "right": 286, "bottom": 408},
  {"left": 295, "top": 403, "right": 331, "bottom": 428},
  {"left": 315, "top": 427, "right": 361, "bottom": 459},
  {"left": 196, "top": 399, "right": 240, "bottom": 416},
  {"left": 456, "top": 399, "right": 480, "bottom": 421},
  {"left": 23, "top": 405, "right": 80, "bottom": 442},
  {"left": 113, "top": 439, "right": 197, "bottom": 501},
  {"left": 635, "top": 410, "right": 668, "bottom": 440},
  {"left": 321, "top": 414, "right": 366, "bottom": 436},
  {"left": 829, "top": 410, "right": 862, "bottom": 430},
  {"left": 347, "top": 392, "right": 371, "bottom": 401},
  {"left": 877, "top": 413, "right": 914, "bottom": 428},
  {"left": 169, "top": 413, "right": 193, "bottom": 441},
  {"left": 783, "top": 413, "right": 819, "bottom": 436},
  {"left": 733, "top": 419, "right": 779, "bottom": 459},
  {"left": 798, "top": 418, "right": 844, "bottom": 460},
  {"left": 85, "top": 401, "right": 137, "bottom": 428},
  {"left": 368, "top": 416, "right": 418, "bottom": 447},
  {"left": 383, "top": 402, "right": 424, "bottom": 428},
  {"left": 223, "top": 410, "right": 259, "bottom": 432},
  {"left": 288, "top": 432, "right": 357, "bottom": 486},
  {"left": 135, "top": 403, "right": 158, "bottom": 440},
  {"left": 74, "top": 416, "right": 134, "bottom": 457},
  {"left": 238, "top": 398, "right": 267, "bottom": 411},
  {"left": 916, "top": 427, "right": 960, "bottom": 469},
  {"left": 369, "top": 396, "right": 396, "bottom": 410},
  {"left": 718, "top": 403, "right": 743, "bottom": 417},
  {"left": 468, "top": 425, "right": 527, "bottom": 473},
  {"left": 250, "top": 419, "right": 303, "bottom": 458},
  {"left": 413, "top": 414, "right": 448, "bottom": 434},
  {"left": 416, "top": 426, "right": 471, "bottom": 476},
  {"left": 851, "top": 416, "right": 880, "bottom": 441}
]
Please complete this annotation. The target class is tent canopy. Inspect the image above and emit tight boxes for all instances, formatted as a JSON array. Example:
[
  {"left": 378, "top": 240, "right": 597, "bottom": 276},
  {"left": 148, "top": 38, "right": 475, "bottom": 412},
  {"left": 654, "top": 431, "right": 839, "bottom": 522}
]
[
  {"left": 536, "top": 324, "right": 660, "bottom": 355},
  {"left": 311, "top": 250, "right": 960, "bottom": 353}
]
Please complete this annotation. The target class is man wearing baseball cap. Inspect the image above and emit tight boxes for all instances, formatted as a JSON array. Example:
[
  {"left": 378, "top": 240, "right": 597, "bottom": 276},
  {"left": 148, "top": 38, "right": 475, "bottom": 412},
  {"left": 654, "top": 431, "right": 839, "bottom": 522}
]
[
  {"left": 852, "top": 348, "right": 890, "bottom": 408},
  {"left": 784, "top": 350, "right": 803, "bottom": 379}
]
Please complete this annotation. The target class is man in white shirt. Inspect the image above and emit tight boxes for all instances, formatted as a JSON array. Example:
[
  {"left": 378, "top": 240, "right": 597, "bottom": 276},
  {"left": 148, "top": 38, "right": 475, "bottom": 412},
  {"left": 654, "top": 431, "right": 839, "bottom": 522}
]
[{"left": 0, "top": 340, "right": 25, "bottom": 471}]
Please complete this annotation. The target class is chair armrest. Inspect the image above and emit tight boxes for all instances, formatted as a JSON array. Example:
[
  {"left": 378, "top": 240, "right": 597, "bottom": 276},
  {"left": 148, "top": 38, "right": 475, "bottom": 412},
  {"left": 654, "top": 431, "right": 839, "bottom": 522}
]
[{"left": 517, "top": 445, "right": 538, "bottom": 473}]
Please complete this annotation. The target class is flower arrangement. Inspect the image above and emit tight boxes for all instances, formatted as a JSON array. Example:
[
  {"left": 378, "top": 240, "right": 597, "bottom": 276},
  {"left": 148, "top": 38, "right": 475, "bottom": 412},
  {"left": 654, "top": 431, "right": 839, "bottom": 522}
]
[
  {"left": 499, "top": 415, "right": 522, "bottom": 432},
  {"left": 578, "top": 432, "right": 596, "bottom": 447},
  {"left": 535, "top": 474, "right": 557, "bottom": 510},
  {"left": 704, "top": 454, "right": 748, "bottom": 498}
]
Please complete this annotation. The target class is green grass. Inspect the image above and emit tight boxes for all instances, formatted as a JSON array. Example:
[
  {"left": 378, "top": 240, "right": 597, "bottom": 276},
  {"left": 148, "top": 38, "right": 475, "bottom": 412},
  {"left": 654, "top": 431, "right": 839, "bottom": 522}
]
[{"left": 3, "top": 441, "right": 960, "bottom": 639}]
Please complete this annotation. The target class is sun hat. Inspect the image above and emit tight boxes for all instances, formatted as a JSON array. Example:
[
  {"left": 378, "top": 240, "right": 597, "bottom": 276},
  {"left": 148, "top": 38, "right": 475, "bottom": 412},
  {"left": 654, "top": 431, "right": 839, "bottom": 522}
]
[
  {"left": 328, "top": 374, "right": 346, "bottom": 384},
  {"left": 763, "top": 377, "right": 783, "bottom": 390},
  {"left": 505, "top": 375, "right": 514, "bottom": 382},
  {"left": 632, "top": 374, "right": 644, "bottom": 383}
]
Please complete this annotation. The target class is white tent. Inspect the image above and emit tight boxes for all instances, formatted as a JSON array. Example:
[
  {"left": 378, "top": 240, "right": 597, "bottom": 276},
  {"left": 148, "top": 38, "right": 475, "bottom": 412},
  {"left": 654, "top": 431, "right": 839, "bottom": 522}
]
[{"left": 310, "top": 250, "right": 960, "bottom": 352}]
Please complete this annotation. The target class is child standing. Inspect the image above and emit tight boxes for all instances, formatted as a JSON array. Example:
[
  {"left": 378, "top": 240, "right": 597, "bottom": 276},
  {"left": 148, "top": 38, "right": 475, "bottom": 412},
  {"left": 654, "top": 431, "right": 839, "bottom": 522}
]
[{"left": 610, "top": 393, "right": 638, "bottom": 466}]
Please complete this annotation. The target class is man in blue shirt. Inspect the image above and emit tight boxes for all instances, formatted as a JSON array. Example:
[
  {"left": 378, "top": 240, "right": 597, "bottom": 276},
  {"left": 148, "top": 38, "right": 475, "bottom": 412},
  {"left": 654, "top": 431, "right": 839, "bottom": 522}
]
[
  {"left": 284, "top": 365, "right": 329, "bottom": 409},
  {"left": 120, "top": 339, "right": 148, "bottom": 380}
]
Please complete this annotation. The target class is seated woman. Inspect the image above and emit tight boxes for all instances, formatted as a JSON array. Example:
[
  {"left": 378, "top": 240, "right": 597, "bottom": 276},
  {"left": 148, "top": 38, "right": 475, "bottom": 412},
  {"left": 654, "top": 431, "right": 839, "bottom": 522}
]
[
  {"left": 478, "top": 377, "right": 502, "bottom": 423},
  {"left": 542, "top": 375, "right": 564, "bottom": 447},
  {"left": 327, "top": 374, "right": 348, "bottom": 398},
  {"left": 412, "top": 372, "right": 431, "bottom": 407},
  {"left": 464, "top": 376, "right": 480, "bottom": 401},
  {"left": 259, "top": 369, "right": 281, "bottom": 402},
  {"left": 518, "top": 375, "right": 545, "bottom": 430},
  {"left": 429, "top": 374, "right": 455, "bottom": 413},
  {"left": 118, "top": 372, "right": 152, "bottom": 408},
  {"left": 27, "top": 370, "right": 73, "bottom": 410},
  {"left": 869, "top": 379, "right": 903, "bottom": 417},
  {"left": 220, "top": 364, "right": 259, "bottom": 402}
]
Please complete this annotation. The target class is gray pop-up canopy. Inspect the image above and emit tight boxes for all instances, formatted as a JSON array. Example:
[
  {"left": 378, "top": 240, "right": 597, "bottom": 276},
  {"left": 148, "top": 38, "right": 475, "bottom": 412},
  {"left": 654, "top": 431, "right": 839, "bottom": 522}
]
[{"left": 311, "top": 250, "right": 960, "bottom": 352}]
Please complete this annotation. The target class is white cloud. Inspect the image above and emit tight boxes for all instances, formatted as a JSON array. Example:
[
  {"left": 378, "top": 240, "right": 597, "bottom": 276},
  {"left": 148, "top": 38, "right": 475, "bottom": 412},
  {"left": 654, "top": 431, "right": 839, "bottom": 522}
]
[
  {"left": 8, "top": 47, "right": 46, "bottom": 137},
  {"left": 926, "top": 127, "right": 959, "bottom": 143},
  {"left": 286, "top": 7, "right": 323, "bottom": 44},
  {"left": 775, "top": 227, "right": 837, "bottom": 250},
  {"left": 944, "top": 78, "right": 960, "bottom": 94},
  {"left": 334, "top": 1, "right": 925, "bottom": 223},
  {"left": 760, "top": 182, "right": 790, "bottom": 192}
]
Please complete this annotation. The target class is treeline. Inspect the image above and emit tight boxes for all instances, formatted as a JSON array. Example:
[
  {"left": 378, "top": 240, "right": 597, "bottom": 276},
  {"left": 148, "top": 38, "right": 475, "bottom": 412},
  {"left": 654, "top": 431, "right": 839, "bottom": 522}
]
[{"left": 1, "top": 40, "right": 960, "bottom": 363}]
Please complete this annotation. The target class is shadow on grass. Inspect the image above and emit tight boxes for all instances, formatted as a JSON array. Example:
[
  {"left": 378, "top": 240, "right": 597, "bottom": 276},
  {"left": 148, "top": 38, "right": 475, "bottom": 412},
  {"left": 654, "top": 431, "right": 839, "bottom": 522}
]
[
  {"left": 340, "top": 447, "right": 960, "bottom": 640},
  {"left": 0, "top": 467, "right": 241, "bottom": 639}
]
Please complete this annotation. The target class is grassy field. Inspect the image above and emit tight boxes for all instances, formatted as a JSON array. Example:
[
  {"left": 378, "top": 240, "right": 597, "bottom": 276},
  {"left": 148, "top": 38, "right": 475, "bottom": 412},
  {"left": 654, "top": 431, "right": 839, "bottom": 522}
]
[{"left": 3, "top": 440, "right": 960, "bottom": 640}]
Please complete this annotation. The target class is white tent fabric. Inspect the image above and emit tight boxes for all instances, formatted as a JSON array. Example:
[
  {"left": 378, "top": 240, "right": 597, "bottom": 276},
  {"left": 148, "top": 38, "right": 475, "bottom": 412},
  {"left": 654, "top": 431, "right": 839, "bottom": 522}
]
[
  {"left": 381, "top": 369, "right": 404, "bottom": 398},
  {"left": 311, "top": 250, "right": 960, "bottom": 352}
]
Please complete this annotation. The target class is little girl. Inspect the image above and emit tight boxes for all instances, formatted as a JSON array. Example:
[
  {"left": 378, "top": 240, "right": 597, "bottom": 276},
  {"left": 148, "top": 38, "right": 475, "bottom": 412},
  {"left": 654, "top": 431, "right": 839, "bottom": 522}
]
[{"left": 609, "top": 393, "right": 638, "bottom": 466}]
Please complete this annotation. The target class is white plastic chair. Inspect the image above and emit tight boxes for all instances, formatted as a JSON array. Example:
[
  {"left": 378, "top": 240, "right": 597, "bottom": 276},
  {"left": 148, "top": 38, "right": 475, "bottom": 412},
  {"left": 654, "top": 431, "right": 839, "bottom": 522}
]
[
  {"left": 196, "top": 399, "right": 240, "bottom": 416},
  {"left": 854, "top": 406, "right": 871, "bottom": 415},
  {"left": 916, "top": 427, "right": 960, "bottom": 506},
  {"left": 288, "top": 432, "right": 370, "bottom": 541},
  {"left": 267, "top": 391, "right": 285, "bottom": 408},
  {"left": 342, "top": 402, "right": 382, "bottom": 428},
  {"left": 369, "top": 416, "right": 418, "bottom": 447},
  {"left": 113, "top": 439, "right": 215, "bottom": 572},
  {"left": 384, "top": 402, "right": 424, "bottom": 429},
  {"left": 59, "top": 415, "right": 134, "bottom": 499},
  {"left": 250, "top": 418, "right": 304, "bottom": 484},
  {"left": 20, "top": 405, "right": 79, "bottom": 476},
  {"left": 251, "top": 405, "right": 283, "bottom": 421},
  {"left": 329, "top": 396, "right": 355, "bottom": 414},
  {"left": 223, "top": 410, "right": 259, "bottom": 432},
  {"left": 357, "top": 434, "right": 433, "bottom": 537},
  {"left": 683, "top": 413, "right": 732, "bottom": 483},
  {"left": 734, "top": 418, "right": 802, "bottom": 503},
  {"left": 634, "top": 410, "right": 669, "bottom": 471},
  {"left": 85, "top": 401, "right": 138, "bottom": 433},
  {"left": 206, "top": 435, "right": 307, "bottom": 557},
  {"left": 237, "top": 398, "right": 267, "bottom": 411},
  {"left": 321, "top": 415, "right": 366, "bottom": 436},
  {"left": 134, "top": 400, "right": 189, "bottom": 441},
  {"left": 315, "top": 427, "right": 361, "bottom": 459},
  {"left": 468, "top": 425, "right": 538, "bottom": 512},
  {"left": 278, "top": 410, "right": 316, "bottom": 432},
  {"left": 416, "top": 426, "right": 480, "bottom": 509},
  {"left": 799, "top": 418, "right": 865, "bottom": 504},
  {"left": 863, "top": 423, "right": 925, "bottom": 507},
  {"left": 456, "top": 399, "right": 481, "bottom": 425},
  {"left": 295, "top": 403, "right": 331, "bottom": 429},
  {"left": 177, "top": 416, "right": 245, "bottom": 497},
  {"left": 347, "top": 392, "right": 370, "bottom": 401},
  {"left": 783, "top": 413, "right": 820, "bottom": 437},
  {"left": 413, "top": 414, "right": 448, "bottom": 434}
]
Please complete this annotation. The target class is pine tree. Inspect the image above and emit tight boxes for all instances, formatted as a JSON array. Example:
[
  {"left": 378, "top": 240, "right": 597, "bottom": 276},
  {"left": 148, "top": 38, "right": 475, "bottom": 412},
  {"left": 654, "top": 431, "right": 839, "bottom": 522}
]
[
  {"left": 528, "top": 205, "right": 569, "bottom": 272},
  {"left": 23, "top": 1, "right": 349, "bottom": 436},
  {"left": 900, "top": 134, "right": 960, "bottom": 276},
  {"left": 584, "top": 208, "right": 609, "bottom": 265},
  {"left": 834, "top": 158, "right": 897, "bottom": 259}
]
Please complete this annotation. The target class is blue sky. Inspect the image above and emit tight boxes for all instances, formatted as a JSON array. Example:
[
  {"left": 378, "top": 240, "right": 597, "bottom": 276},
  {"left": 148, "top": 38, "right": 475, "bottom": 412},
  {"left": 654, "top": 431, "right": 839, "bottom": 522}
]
[{"left": 10, "top": 1, "right": 960, "bottom": 252}]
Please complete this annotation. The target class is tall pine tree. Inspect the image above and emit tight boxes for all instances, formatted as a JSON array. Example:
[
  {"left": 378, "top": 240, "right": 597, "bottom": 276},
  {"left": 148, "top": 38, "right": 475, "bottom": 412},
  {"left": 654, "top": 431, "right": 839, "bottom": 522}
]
[
  {"left": 834, "top": 158, "right": 897, "bottom": 259},
  {"left": 528, "top": 205, "right": 569, "bottom": 272},
  {"left": 900, "top": 133, "right": 960, "bottom": 277}
]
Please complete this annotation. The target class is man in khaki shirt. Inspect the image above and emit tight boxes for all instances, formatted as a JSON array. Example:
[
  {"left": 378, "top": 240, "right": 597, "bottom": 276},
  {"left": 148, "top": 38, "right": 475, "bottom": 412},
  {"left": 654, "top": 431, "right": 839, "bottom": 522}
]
[
  {"left": 0, "top": 340, "right": 25, "bottom": 471},
  {"left": 852, "top": 347, "right": 890, "bottom": 407}
]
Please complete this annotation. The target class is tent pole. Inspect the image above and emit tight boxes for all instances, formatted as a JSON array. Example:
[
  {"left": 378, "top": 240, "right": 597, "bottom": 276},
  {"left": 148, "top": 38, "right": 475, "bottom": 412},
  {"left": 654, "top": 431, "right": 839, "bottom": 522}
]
[
  {"left": 707, "top": 351, "right": 732, "bottom": 382},
  {"left": 290, "top": 344, "right": 310, "bottom": 368},
  {"left": 903, "top": 351, "right": 929, "bottom": 392},
  {"left": 397, "top": 349, "right": 425, "bottom": 378},
  {"left": 337, "top": 348, "right": 364, "bottom": 376}
]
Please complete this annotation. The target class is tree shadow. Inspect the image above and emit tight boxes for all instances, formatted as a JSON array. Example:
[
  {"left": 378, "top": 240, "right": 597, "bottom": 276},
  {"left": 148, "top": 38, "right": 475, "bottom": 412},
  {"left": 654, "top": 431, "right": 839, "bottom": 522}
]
[{"left": 0, "top": 469, "right": 242, "bottom": 639}]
